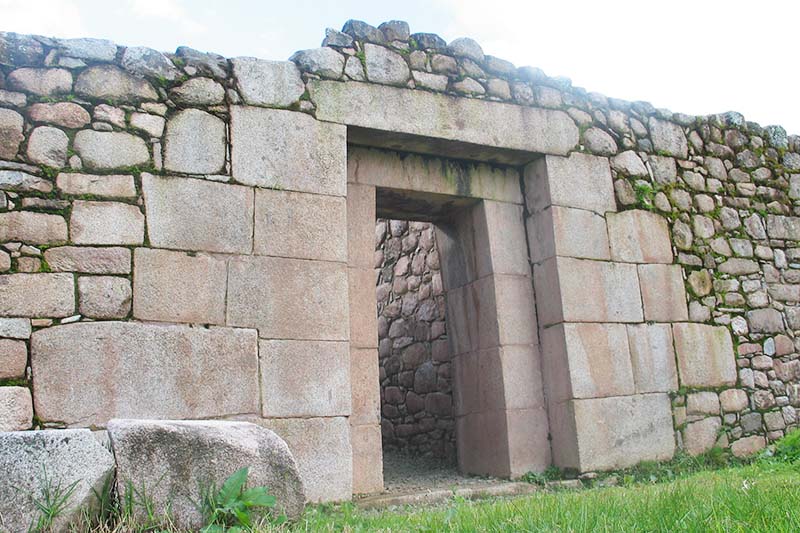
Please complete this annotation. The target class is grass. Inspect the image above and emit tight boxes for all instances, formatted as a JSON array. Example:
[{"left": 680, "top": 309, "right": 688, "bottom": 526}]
[{"left": 281, "top": 461, "right": 800, "bottom": 533}]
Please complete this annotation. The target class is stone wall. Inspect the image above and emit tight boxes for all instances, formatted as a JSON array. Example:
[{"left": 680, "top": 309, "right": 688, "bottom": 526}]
[
  {"left": 0, "top": 16, "right": 799, "bottom": 496},
  {"left": 375, "top": 219, "right": 454, "bottom": 460}
]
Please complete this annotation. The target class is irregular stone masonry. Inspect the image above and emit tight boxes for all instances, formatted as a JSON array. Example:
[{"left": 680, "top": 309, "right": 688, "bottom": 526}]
[
  {"left": 375, "top": 219, "right": 454, "bottom": 460},
  {"left": 0, "top": 17, "right": 797, "bottom": 499}
]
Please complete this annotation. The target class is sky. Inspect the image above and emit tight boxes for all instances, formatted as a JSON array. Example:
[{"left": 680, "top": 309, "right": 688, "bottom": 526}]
[{"left": 2, "top": 0, "right": 798, "bottom": 133}]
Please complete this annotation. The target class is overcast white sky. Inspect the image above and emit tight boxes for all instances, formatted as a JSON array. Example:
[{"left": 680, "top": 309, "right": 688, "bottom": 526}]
[{"left": 3, "top": 0, "right": 797, "bottom": 133}]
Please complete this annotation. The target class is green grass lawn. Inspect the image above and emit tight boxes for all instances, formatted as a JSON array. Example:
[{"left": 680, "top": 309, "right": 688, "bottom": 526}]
[{"left": 280, "top": 461, "right": 800, "bottom": 532}]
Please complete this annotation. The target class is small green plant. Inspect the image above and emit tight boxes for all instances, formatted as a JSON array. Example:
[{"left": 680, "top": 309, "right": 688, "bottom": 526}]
[
  {"left": 773, "top": 428, "right": 800, "bottom": 463},
  {"left": 200, "top": 467, "right": 277, "bottom": 532},
  {"left": 24, "top": 465, "right": 80, "bottom": 532},
  {"left": 521, "top": 465, "right": 562, "bottom": 486}
]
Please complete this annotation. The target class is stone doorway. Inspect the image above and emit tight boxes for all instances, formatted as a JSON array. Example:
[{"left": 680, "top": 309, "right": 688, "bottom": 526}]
[{"left": 347, "top": 145, "right": 551, "bottom": 495}]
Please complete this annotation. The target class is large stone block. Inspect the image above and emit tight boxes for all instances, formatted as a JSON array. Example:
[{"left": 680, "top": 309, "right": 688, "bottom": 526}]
[
  {"left": 672, "top": 323, "right": 736, "bottom": 387},
  {"left": 309, "top": 81, "right": 579, "bottom": 156},
  {"left": 163, "top": 109, "right": 226, "bottom": 174},
  {"left": 0, "top": 386, "right": 32, "bottom": 431},
  {"left": 142, "top": 174, "right": 254, "bottom": 254},
  {"left": 75, "top": 65, "right": 158, "bottom": 101},
  {"left": 260, "top": 339, "right": 350, "bottom": 417},
  {"left": 227, "top": 256, "right": 349, "bottom": 340},
  {"left": 70, "top": 200, "right": 144, "bottom": 245},
  {"left": 682, "top": 417, "right": 722, "bottom": 456},
  {"left": 0, "top": 273, "right": 74, "bottom": 317},
  {"left": 493, "top": 274, "right": 539, "bottom": 346},
  {"left": 0, "top": 108, "right": 24, "bottom": 159},
  {"left": 445, "top": 276, "right": 497, "bottom": 355},
  {"left": 350, "top": 347, "right": 380, "bottom": 425},
  {"left": 29, "top": 102, "right": 90, "bottom": 128},
  {"left": 78, "top": 276, "right": 131, "bottom": 319},
  {"left": 528, "top": 205, "right": 610, "bottom": 263},
  {"left": 541, "top": 323, "right": 635, "bottom": 403},
  {"left": 232, "top": 58, "right": 305, "bottom": 107},
  {"left": 479, "top": 201, "right": 531, "bottom": 277},
  {"left": 0, "top": 211, "right": 67, "bottom": 244},
  {"left": 133, "top": 248, "right": 227, "bottom": 325},
  {"left": 626, "top": 323, "right": 678, "bottom": 393},
  {"left": 31, "top": 322, "right": 259, "bottom": 426},
  {"left": 535, "top": 256, "right": 643, "bottom": 326},
  {"left": 73, "top": 130, "right": 150, "bottom": 170},
  {"left": 505, "top": 407, "right": 552, "bottom": 476},
  {"left": 350, "top": 424, "right": 384, "bottom": 494},
  {"left": 254, "top": 188, "right": 347, "bottom": 262},
  {"left": 27, "top": 125, "right": 68, "bottom": 167},
  {"left": 230, "top": 106, "right": 346, "bottom": 196},
  {"left": 349, "top": 267, "right": 378, "bottom": 349},
  {"left": 525, "top": 153, "right": 615, "bottom": 215},
  {"left": 649, "top": 118, "right": 688, "bottom": 159},
  {"left": 0, "top": 429, "right": 115, "bottom": 533},
  {"left": 607, "top": 210, "right": 673, "bottom": 263},
  {"left": 767, "top": 215, "right": 800, "bottom": 241},
  {"left": 638, "top": 264, "right": 688, "bottom": 322},
  {"left": 7, "top": 68, "right": 72, "bottom": 96},
  {"left": 109, "top": 420, "right": 303, "bottom": 527},
  {"left": 346, "top": 183, "right": 376, "bottom": 268},
  {"left": 0, "top": 317, "right": 31, "bottom": 339},
  {"left": 347, "top": 146, "right": 522, "bottom": 204},
  {"left": 257, "top": 417, "right": 352, "bottom": 503},
  {"left": 44, "top": 246, "right": 131, "bottom": 274},
  {"left": 0, "top": 338, "right": 26, "bottom": 379},
  {"left": 563, "top": 393, "right": 675, "bottom": 471},
  {"left": 56, "top": 173, "right": 137, "bottom": 198},
  {"left": 456, "top": 409, "right": 511, "bottom": 476}
]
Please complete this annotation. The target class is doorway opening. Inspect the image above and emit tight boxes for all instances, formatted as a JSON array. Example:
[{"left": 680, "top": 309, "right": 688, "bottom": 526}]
[{"left": 375, "top": 217, "right": 462, "bottom": 489}]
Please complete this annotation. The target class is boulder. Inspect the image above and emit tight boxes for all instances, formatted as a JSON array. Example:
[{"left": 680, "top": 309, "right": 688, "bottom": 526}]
[
  {"left": 107, "top": 419, "right": 304, "bottom": 528},
  {"left": 0, "top": 429, "right": 115, "bottom": 533}
]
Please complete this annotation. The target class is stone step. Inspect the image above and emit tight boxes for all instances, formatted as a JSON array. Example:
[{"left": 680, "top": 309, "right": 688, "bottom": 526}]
[{"left": 355, "top": 481, "right": 539, "bottom": 509}]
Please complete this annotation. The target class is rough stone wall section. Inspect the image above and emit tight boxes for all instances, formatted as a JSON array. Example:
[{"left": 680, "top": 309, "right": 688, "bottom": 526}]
[{"left": 375, "top": 219, "right": 454, "bottom": 460}]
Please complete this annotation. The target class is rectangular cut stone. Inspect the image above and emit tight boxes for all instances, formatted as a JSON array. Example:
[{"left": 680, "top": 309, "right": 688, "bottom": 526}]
[
  {"left": 0, "top": 318, "right": 31, "bottom": 339},
  {"left": 456, "top": 409, "right": 511, "bottom": 476},
  {"left": 0, "top": 386, "right": 32, "bottom": 431},
  {"left": 766, "top": 214, "right": 800, "bottom": 240},
  {"left": 142, "top": 174, "right": 254, "bottom": 254},
  {"left": 638, "top": 264, "right": 688, "bottom": 322},
  {"left": 350, "top": 347, "right": 380, "bottom": 425},
  {"left": 528, "top": 205, "right": 610, "bottom": 263},
  {"left": 0, "top": 273, "right": 74, "bottom": 317},
  {"left": 227, "top": 256, "right": 349, "bottom": 340},
  {"left": 346, "top": 183, "right": 376, "bottom": 268},
  {"left": 0, "top": 211, "right": 67, "bottom": 244},
  {"left": 607, "top": 210, "right": 673, "bottom": 263},
  {"left": 70, "top": 201, "right": 144, "bottom": 245},
  {"left": 260, "top": 339, "right": 350, "bottom": 417},
  {"left": 0, "top": 338, "right": 27, "bottom": 379},
  {"left": 505, "top": 407, "right": 552, "bottom": 476},
  {"left": 347, "top": 146, "right": 523, "bottom": 205},
  {"left": 309, "top": 81, "right": 579, "bottom": 156},
  {"left": 673, "top": 323, "right": 736, "bottom": 387},
  {"left": 230, "top": 106, "right": 346, "bottom": 196},
  {"left": 350, "top": 424, "right": 383, "bottom": 494},
  {"left": 257, "top": 417, "right": 352, "bottom": 503},
  {"left": 445, "top": 276, "right": 497, "bottom": 355},
  {"left": 525, "top": 153, "right": 615, "bottom": 215},
  {"left": 254, "top": 188, "right": 346, "bottom": 262},
  {"left": 535, "top": 257, "right": 643, "bottom": 326},
  {"left": 493, "top": 274, "right": 539, "bottom": 346},
  {"left": 31, "top": 322, "right": 259, "bottom": 426},
  {"left": 541, "top": 323, "right": 635, "bottom": 402},
  {"left": 56, "top": 173, "right": 136, "bottom": 197},
  {"left": 348, "top": 268, "right": 378, "bottom": 349},
  {"left": 626, "top": 323, "right": 679, "bottom": 393},
  {"left": 133, "top": 248, "right": 227, "bottom": 325},
  {"left": 480, "top": 201, "right": 530, "bottom": 276},
  {"left": 566, "top": 393, "right": 675, "bottom": 471},
  {"left": 44, "top": 246, "right": 131, "bottom": 274}
]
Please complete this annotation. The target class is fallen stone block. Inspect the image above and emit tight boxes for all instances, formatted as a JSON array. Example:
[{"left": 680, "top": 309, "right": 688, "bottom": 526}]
[
  {"left": 107, "top": 419, "right": 304, "bottom": 528},
  {"left": 0, "top": 429, "right": 115, "bottom": 533}
]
